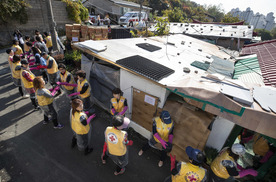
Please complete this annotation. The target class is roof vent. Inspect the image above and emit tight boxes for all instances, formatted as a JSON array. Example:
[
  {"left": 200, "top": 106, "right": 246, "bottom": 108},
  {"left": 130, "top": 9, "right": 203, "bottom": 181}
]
[
  {"left": 223, "top": 29, "right": 225, "bottom": 32},
  {"left": 183, "top": 67, "right": 191, "bottom": 73},
  {"left": 210, "top": 29, "right": 213, "bottom": 31},
  {"left": 180, "top": 23, "right": 183, "bottom": 26},
  {"left": 173, "top": 23, "right": 177, "bottom": 26},
  {"left": 198, "top": 49, "right": 202, "bottom": 52},
  {"left": 232, "top": 26, "right": 237, "bottom": 28}
]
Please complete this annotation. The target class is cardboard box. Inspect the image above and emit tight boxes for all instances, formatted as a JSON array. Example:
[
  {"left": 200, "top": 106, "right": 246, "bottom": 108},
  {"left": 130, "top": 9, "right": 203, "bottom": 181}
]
[
  {"left": 102, "top": 32, "right": 108, "bottom": 39},
  {"left": 88, "top": 27, "right": 95, "bottom": 33},
  {"left": 65, "top": 24, "right": 73, "bottom": 32},
  {"left": 94, "top": 33, "right": 102, "bottom": 40},
  {"left": 80, "top": 38, "right": 86, "bottom": 42},
  {"left": 73, "top": 24, "right": 81, "bottom": 30},
  {"left": 72, "top": 30, "right": 80, "bottom": 37},
  {"left": 101, "top": 27, "right": 108, "bottom": 33}
]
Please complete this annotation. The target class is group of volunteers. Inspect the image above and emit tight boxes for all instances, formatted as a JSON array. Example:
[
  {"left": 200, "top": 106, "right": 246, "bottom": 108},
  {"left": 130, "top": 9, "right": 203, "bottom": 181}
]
[{"left": 7, "top": 30, "right": 261, "bottom": 181}]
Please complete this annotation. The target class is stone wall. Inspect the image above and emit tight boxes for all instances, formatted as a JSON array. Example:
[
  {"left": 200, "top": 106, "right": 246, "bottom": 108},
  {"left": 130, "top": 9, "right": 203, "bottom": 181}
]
[{"left": 0, "top": 0, "right": 73, "bottom": 47}]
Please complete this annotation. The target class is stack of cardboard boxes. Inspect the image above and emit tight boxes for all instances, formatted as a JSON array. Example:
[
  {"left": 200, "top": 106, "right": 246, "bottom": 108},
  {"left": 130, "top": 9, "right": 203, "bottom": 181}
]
[{"left": 65, "top": 23, "right": 109, "bottom": 42}]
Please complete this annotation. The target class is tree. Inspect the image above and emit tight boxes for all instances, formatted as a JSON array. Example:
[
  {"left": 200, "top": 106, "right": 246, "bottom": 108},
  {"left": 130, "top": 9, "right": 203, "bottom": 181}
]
[
  {"left": 206, "top": 4, "right": 224, "bottom": 22},
  {"left": 154, "top": 16, "right": 169, "bottom": 36},
  {"left": 271, "top": 27, "right": 276, "bottom": 39},
  {"left": 163, "top": 7, "right": 186, "bottom": 22},
  {"left": 222, "top": 13, "right": 241, "bottom": 23},
  {"left": 255, "top": 29, "right": 272, "bottom": 41}
]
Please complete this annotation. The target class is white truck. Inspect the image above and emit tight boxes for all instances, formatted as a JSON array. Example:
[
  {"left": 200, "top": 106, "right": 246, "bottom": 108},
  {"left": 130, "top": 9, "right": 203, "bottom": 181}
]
[{"left": 119, "top": 11, "right": 148, "bottom": 27}]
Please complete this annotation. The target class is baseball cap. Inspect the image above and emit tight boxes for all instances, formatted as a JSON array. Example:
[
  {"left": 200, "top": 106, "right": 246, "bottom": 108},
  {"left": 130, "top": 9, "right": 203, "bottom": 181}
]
[
  {"left": 160, "top": 111, "right": 171, "bottom": 124},
  {"left": 186, "top": 146, "right": 204, "bottom": 163},
  {"left": 117, "top": 117, "right": 131, "bottom": 130},
  {"left": 231, "top": 143, "right": 245, "bottom": 156}
]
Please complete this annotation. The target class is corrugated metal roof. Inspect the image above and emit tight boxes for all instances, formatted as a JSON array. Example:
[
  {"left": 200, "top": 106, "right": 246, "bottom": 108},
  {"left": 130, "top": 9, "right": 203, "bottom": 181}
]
[
  {"left": 241, "top": 40, "right": 276, "bottom": 87},
  {"left": 233, "top": 55, "right": 264, "bottom": 85},
  {"left": 149, "top": 23, "right": 253, "bottom": 40}
]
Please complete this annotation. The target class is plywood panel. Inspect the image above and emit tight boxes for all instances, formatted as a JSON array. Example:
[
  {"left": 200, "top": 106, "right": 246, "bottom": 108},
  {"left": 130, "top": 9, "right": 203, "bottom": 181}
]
[
  {"left": 132, "top": 88, "right": 159, "bottom": 131},
  {"left": 164, "top": 100, "right": 214, "bottom": 162}
]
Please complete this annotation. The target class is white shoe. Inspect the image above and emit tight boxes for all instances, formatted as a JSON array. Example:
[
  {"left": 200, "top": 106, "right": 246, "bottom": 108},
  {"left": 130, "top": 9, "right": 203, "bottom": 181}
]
[
  {"left": 138, "top": 150, "right": 143, "bottom": 156},
  {"left": 22, "top": 95, "right": 30, "bottom": 99},
  {"left": 158, "top": 161, "right": 163, "bottom": 167}
]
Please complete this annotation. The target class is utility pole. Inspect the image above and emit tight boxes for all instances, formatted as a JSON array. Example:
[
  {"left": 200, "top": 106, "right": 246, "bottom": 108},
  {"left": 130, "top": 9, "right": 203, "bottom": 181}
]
[
  {"left": 139, "top": 0, "right": 144, "bottom": 21},
  {"left": 45, "top": 0, "right": 59, "bottom": 52}
]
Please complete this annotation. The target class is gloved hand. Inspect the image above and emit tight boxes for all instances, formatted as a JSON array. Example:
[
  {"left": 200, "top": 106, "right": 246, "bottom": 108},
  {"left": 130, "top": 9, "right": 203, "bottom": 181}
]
[
  {"left": 154, "top": 133, "right": 168, "bottom": 149},
  {"left": 170, "top": 154, "right": 176, "bottom": 171},
  {"left": 87, "top": 114, "right": 96, "bottom": 124},
  {"left": 239, "top": 169, "right": 258, "bottom": 178},
  {"left": 68, "top": 92, "right": 80, "bottom": 97},
  {"left": 127, "top": 140, "right": 133, "bottom": 146},
  {"left": 164, "top": 142, "right": 172, "bottom": 152},
  {"left": 51, "top": 86, "right": 60, "bottom": 96},
  {"left": 56, "top": 81, "right": 61, "bottom": 85}
]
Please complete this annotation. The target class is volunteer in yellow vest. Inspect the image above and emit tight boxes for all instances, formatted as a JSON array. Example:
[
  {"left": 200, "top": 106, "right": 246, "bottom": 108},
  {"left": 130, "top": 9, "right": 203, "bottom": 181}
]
[
  {"left": 24, "top": 36, "right": 31, "bottom": 53},
  {"left": 43, "top": 32, "right": 53, "bottom": 53},
  {"left": 209, "top": 144, "right": 258, "bottom": 181},
  {"left": 20, "top": 59, "right": 39, "bottom": 110},
  {"left": 69, "top": 70, "right": 94, "bottom": 115},
  {"left": 12, "top": 40, "right": 23, "bottom": 56},
  {"left": 101, "top": 115, "right": 133, "bottom": 175},
  {"left": 11, "top": 55, "right": 24, "bottom": 97},
  {"left": 33, "top": 77, "right": 64, "bottom": 129},
  {"left": 110, "top": 88, "right": 128, "bottom": 116},
  {"left": 6, "top": 48, "right": 14, "bottom": 69},
  {"left": 165, "top": 146, "right": 207, "bottom": 182},
  {"left": 138, "top": 111, "right": 174, "bottom": 167},
  {"left": 57, "top": 63, "right": 77, "bottom": 99},
  {"left": 41, "top": 52, "right": 59, "bottom": 88},
  {"left": 70, "top": 99, "right": 96, "bottom": 155}
]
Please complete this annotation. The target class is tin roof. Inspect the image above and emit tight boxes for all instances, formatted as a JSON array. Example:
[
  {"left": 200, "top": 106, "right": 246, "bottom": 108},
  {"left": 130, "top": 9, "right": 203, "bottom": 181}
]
[
  {"left": 149, "top": 23, "right": 253, "bottom": 40},
  {"left": 241, "top": 40, "right": 276, "bottom": 87}
]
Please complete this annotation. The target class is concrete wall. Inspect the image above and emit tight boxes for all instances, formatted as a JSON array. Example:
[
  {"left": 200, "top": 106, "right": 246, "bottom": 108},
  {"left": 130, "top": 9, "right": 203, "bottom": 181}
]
[
  {"left": 0, "top": 0, "right": 73, "bottom": 47},
  {"left": 205, "top": 116, "right": 235, "bottom": 151}
]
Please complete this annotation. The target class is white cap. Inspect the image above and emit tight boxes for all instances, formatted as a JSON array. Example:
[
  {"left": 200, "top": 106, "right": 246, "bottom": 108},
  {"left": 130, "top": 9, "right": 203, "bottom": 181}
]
[
  {"left": 117, "top": 117, "right": 130, "bottom": 130},
  {"left": 231, "top": 143, "right": 245, "bottom": 156}
]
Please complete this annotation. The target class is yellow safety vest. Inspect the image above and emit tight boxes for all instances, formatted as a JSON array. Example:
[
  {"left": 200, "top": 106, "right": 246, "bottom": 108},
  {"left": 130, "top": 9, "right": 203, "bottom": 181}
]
[
  {"left": 105, "top": 126, "right": 127, "bottom": 156},
  {"left": 172, "top": 162, "right": 206, "bottom": 182},
  {"left": 210, "top": 148, "right": 236, "bottom": 179},
  {"left": 46, "top": 56, "right": 58, "bottom": 74},
  {"left": 12, "top": 45, "right": 23, "bottom": 56},
  {"left": 60, "top": 71, "right": 75, "bottom": 91},
  {"left": 45, "top": 36, "right": 53, "bottom": 48},
  {"left": 24, "top": 42, "right": 30, "bottom": 52},
  {"left": 36, "top": 89, "right": 54, "bottom": 106},
  {"left": 71, "top": 111, "right": 90, "bottom": 135},
  {"left": 110, "top": 96, "right": 126, "bottom": 115},
  {"left": 77, "top": 79, "right": 91, "bottom": 99},
  {"left": 153, "top": 117, "right": 173, "bottom": 143},
  {"left": 20, "top": 69, "right": 35, "bottom": 88},
  {"left": 253, "top": 134, "right": 269, "bottom": 156},
  {"left": 12, "top": 61, "right": 21, "bottom": 79}
]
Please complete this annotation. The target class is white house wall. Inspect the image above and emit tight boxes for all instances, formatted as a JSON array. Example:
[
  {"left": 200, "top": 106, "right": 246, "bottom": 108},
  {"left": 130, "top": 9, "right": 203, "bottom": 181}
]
[{"left": 206, "top": 116, "right": 235, "bottom": 151}]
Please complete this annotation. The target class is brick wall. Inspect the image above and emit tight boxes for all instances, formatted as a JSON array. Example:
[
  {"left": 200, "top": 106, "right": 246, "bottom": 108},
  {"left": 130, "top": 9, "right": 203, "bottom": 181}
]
[{"left": 0, "top": 0, "right": 73, "bottom": 47}]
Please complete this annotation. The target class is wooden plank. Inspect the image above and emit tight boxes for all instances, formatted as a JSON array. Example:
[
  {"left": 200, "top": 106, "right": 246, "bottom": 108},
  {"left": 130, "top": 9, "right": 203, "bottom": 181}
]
[{"left": 132, "top": 88, "right": 159, "bottom": 131}]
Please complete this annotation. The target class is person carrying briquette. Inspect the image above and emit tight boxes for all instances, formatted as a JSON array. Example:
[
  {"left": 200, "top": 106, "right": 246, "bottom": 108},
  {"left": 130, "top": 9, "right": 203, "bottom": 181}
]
[
  {"left": 20, "top": 59, "right": 39, "bottom": 110},
  {"left": 24, "top": 36, "right": 31, "bottom": 53},
  {"left": 70, "top": 99, "right": 96, "bottom": 155},
  {"left": 41, "top": 52, "right": 59, "bottom": 90},
  {"left": 43, "top": 32, "right": 53, "bottom": 53},
  {"left": 138, "top": 110, "right": 174, "bottom": 167},
  {"left": 33, "top": 77, "right": 64, "bottom": 129},
  {"left": 56, "top": 63, "right": 77, "bottom": 99},
  {"left": 69, "top": 70, "right": 93, "bottom": 115},
  {"left": 101, "top": 115, "right": 133, "bottom": 175},
  {"left": 34, "top": 36, "right": 48, "bottom": 54},
  {"left": 165, "top": 146, "right": 207, "bottom": 182},
  {"left": 110, "top": 88, "right": 128, "bottom": 116},
  {"left": 12, "top": 40, "right": 23, "bottom": 56},
  {"left": 209, "top": 143, "right": 258, "bottom": 182},
  {"left": 6, "top": 48, "right": 14, "bottom": 69},
  {"left": 11, "top": 55, "right": 24, "bottom": 97}
]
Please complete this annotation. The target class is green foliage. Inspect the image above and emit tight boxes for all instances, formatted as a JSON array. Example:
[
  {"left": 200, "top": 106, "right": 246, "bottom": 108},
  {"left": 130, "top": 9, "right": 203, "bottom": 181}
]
[
  {"left": 154, "top": 17, "right": 169, "bottom": 36},
  {"left": 65, "top": 50, "right": 81, "bottom": 62},
  {"left": 62, "top": 0, "right": 88, "bottom": 23},
  {"left": 204, "top": 146, "right": 218, "bottom": 165},
  {"left": 271, "top": 27, "right": 276, "bottom": 39},
  {"left": 163, "top": 7, "right": 186, "bottom": 22},
  {"left": 130, "top": 29, "right": 155, "bottom": 37},
  {"left": 205, "top": 4, "right": 224, "bottom": 22},
  {"left": 255, "top": 29, "right": 272, "bottom": 41},
  {"left": 222, "top": 13, "right": 241, "bottom": 23},
  {"left": 0, "top": 0, "right": 30, "bottom": 24}
]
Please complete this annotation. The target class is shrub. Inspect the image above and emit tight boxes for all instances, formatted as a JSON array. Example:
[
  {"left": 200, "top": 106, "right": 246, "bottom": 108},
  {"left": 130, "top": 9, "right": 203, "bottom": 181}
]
[{"left": 62, "top": 0, "right": 88, "bottom": 23}]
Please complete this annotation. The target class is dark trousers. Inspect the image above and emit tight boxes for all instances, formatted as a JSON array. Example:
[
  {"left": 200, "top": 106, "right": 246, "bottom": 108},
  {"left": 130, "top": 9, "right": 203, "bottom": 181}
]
[
  {"left": 142, "top": 143, "right": 167, "bottom": 161},
  {"left": 44, "top": 103, "right": 58, "bottom": 126},
  {"left": 18, "top": 86, "right": 23, "bottom": 96},
  {"left": 102, "top": 152, "right": 123, "bottom": 172}
]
